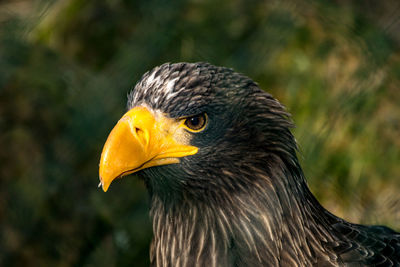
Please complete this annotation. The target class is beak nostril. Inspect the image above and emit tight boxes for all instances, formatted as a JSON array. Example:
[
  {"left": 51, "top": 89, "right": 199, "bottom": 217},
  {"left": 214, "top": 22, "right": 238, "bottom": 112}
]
[
  {"left": 134, "top": 126, "right": 148, "bottom": 147},
  {"left": 135, "top": 127, "right": 142, "bottom": 135}
]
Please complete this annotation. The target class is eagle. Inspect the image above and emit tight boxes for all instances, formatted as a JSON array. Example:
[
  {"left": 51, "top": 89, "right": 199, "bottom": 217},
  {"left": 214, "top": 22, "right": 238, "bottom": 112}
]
[{"left": 99, "top": 62, "right": 400, "bottom": 266}]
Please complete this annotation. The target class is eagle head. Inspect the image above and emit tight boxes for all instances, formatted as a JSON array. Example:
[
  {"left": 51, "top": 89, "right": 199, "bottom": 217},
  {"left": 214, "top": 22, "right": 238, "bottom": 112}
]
[{"left": 99, "top": 62, "right": 297, "bottom": 202}]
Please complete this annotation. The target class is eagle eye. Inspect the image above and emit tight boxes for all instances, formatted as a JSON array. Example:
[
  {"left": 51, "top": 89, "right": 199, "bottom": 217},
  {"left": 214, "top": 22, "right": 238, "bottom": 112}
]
[{"left": 183, "top": 113, "right": 207, "bottom": 132}]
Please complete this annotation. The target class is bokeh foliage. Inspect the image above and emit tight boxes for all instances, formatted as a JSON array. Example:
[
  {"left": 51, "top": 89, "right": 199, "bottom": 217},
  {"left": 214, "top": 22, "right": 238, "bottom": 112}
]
[{"left": 0, "top": 0, "right": 399, "bottom": 266}]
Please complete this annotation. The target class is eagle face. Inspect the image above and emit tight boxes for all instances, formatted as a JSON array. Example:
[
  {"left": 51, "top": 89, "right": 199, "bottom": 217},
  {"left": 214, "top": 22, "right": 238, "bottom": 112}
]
[{"left": 99, "top": 62, "right": 295, "bottom": 199}]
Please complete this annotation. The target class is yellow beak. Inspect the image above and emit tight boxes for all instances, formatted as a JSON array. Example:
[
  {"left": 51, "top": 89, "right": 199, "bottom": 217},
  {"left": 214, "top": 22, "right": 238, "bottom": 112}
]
[{"left": 99, "top": 106, "right": 198, "bottom": 192}]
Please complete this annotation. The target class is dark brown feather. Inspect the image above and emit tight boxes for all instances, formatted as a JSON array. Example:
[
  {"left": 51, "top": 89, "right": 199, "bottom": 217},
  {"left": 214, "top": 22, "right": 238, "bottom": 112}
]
[{"left": 127, "top": 62, "right": 400, "bottom": 266}]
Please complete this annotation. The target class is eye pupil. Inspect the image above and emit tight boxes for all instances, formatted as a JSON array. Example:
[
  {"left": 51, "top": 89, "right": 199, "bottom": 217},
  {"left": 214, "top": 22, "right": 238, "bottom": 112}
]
[
  {"left": 184, "top": 113, "right": 207, "bottom": 131},
  {"left": 190, "top": 117, "right": 200, "bottom": 126}
]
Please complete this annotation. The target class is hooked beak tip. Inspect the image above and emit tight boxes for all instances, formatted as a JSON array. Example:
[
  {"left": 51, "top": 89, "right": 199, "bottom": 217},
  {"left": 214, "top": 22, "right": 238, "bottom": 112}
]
[{"left": 98, "top": 177, "right": 110, "bottom": 192}]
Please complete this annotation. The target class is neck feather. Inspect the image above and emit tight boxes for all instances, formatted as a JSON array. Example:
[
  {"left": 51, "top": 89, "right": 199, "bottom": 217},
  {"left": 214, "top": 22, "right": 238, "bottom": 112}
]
[{"left": 149, "top": 156, "right": 341, "bottom": 266}]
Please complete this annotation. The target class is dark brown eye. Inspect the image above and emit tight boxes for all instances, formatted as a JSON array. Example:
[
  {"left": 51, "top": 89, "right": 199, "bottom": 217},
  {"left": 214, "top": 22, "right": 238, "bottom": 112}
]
[{"left": 184, "top": 113, "right": 207, "bottom": 132}]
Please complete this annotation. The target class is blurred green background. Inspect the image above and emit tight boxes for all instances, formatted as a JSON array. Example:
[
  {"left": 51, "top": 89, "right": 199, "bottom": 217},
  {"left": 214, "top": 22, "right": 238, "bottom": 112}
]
[{"left": 1, "top": 0, "right": 399, "bottom": 266}]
